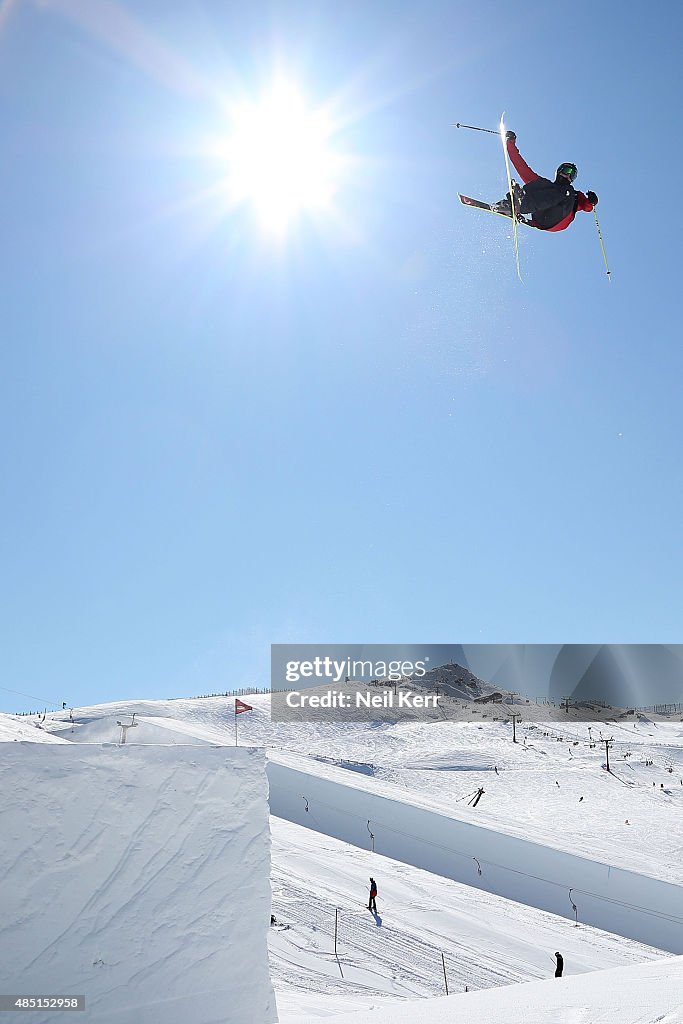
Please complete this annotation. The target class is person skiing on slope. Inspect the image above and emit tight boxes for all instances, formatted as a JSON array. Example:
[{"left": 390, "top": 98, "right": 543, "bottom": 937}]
[
  {"left": 554, "top": 951, "right": 564, "bottom": 977},
  {"left": 368, "top": 877, "right": 378, "bottom": 913},
  {"left": 493, "top": 132, "right": 598, "bottom": 231}
]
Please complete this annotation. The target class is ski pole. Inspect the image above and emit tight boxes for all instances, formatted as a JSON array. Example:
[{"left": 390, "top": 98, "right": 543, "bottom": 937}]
[
  {"left": 452, "top": 122, "right": 498, "bottom": 135},
  {"left": 593, "top": 209, "right": 611, "bottom": 282}
]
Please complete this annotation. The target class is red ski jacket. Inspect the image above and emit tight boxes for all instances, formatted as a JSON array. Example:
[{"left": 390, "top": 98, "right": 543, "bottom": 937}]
[{"left": 506, "top": 137, "right": 594, "bottom": 232}]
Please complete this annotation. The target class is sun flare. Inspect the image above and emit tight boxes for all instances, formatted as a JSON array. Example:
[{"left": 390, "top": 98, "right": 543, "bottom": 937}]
[{"left": 222, "top": 81, "right": 344, "bottom": 233}]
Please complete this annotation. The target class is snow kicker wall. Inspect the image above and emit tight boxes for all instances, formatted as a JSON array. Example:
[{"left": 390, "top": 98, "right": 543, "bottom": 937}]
[
  {"left": 267, "top": 756, "right": 683, "bottom": 954},
  {"left": 0, "top": 744, "right": 277, "bottom": 1024}
]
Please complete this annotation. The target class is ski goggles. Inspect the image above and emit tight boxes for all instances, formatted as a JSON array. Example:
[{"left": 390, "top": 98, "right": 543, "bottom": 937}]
[{"left": 556, "top": 163, "right": 578, "bottom": 182}]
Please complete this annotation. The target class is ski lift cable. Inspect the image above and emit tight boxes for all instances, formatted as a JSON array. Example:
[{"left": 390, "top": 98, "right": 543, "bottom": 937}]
[{"left": 0, "top": 685, "right": 64, "bottom": 709}]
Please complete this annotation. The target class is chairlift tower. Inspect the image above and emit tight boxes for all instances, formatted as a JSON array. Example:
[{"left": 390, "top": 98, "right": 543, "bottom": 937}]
[
  {"left": 116, "top": 714, "right": 138, "bottom": 745},
  {"left": 603, "top": 737, "right": 613, "bottom": 772}
]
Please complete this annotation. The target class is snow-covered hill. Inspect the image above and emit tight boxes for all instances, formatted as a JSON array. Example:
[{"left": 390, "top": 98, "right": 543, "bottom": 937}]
[
  {"left": 4, "top": 693, "right": 683, "bottom": 1022},
  {"left": 42, "top": 694, "right": 681, "bottom": 883},
  {"left": 325, "top": 956, "right": 683, "bottom": 1024},
  {"left": 268, "top": 749, "right": 683, "bottom": 952},
  {"left": 269, "top": 817, "right": 668, "bottom": 1022},
  {"left": 0, "top": 712, "right": 70, "bottom": 743}
]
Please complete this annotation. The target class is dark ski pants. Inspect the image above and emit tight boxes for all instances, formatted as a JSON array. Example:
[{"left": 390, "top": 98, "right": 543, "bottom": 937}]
[{"left": 368, "top": 898, "right": 377, "bottom": 912}]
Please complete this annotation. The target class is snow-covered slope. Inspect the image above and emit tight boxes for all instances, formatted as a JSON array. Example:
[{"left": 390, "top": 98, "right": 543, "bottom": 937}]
[
  {"left": 268, "top": 751, "right": 683, "bottom": 952},
  {"left": 26, "top": 697, "right": 683, "bottom": 885},
  {"left": 270, "top": 817, "right": 667, "bottom": 1022},
  {"left": 8, "top": 694, "right": 683, "bottom": 1021},
  {"left": 0, "top": 744, "right": 276, "bottom": 1024},
  {"left": 322, "top": 956, "right": 683, "bottom": 1024},
  {"left": 0, "top": 713, "right": 70, "bottom": 743}
]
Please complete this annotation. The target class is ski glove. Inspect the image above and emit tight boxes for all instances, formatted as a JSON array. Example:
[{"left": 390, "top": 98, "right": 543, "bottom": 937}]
[
  {"left": 505, "top": 131, "right": 516, "bottom": 141},
  {"left": 587, "top": 191, "right": 598, "bottom": 206}
]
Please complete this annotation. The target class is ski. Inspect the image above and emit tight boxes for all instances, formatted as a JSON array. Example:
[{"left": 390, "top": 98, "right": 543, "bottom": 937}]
[
  {"left": 500, "top": 111, "right": 522, "bottom": 280},
  {"left": 459, "top": 193, "right": 532, "bottom": 226}
]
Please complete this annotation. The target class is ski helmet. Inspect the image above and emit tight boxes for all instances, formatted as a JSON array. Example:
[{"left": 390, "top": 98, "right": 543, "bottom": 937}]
[{"left": 556, "top": 162, "right": 578, "bottom": 183}]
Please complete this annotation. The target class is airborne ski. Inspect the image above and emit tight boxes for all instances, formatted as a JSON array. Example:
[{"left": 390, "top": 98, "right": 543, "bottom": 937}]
[
  {"left": 459, "top": 193, "right": 532, "bottom": 225},
  {"left": 499, "top": 111, "right": 522, "bottom": 281}
]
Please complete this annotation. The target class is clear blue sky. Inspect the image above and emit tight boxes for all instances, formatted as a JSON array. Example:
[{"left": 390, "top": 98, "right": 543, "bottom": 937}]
[{"left": 2, "top": 0, "right": 682, "bottom": 712}]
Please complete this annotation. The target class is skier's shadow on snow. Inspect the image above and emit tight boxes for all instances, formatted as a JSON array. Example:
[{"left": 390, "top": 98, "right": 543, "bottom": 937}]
[{"left": 370, "top": 910, "right": 382, "bottom": 927}]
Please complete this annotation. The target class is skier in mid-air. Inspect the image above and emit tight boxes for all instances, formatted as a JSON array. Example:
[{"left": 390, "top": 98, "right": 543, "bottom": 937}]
[
  {"left": 493, "top": 131, "right": 598, "bottom": 232},
  {"left": 368, "top": 877, "right": 378, "bottom": 913}
]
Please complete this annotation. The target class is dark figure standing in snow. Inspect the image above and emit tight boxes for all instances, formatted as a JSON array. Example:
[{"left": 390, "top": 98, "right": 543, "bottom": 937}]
[
  {"left": 494, "top": 132, "right": 598, "bottom": 232},
  {"left": 554, "top": 951, "right": 564, "bottom": 977},
  {"left": 368, "top": 877, "right": 377, "bottom": 913}
]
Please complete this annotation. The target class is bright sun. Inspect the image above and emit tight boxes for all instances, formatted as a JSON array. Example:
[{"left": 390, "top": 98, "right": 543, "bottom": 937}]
[{"left": 223, "top": 81, "right": 344, "bottom": 233}]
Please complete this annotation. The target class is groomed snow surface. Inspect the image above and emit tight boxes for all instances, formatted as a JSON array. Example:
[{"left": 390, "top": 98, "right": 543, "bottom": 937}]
[
  {"left": 0, "top": 743, "right": 276, "bottom": 1024},
  {"left": 326, "top": 957, "right": 683, "bottom": 1024},
  {"left": 3, "top": 692, "right": 683, "bottom": 1023}
]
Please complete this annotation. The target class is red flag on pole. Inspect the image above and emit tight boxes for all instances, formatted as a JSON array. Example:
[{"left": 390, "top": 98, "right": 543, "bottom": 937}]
[{"left": 235, "top": 699, "right": 253, "bottom": 715}]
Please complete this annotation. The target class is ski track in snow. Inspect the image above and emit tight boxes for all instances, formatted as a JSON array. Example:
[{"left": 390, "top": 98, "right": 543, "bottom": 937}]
[{"left": 268, "top": 817, "right": 667, "bottom": 1015}]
